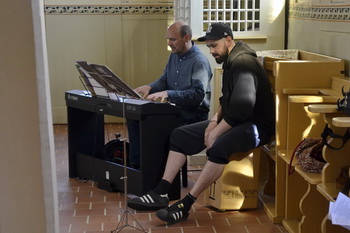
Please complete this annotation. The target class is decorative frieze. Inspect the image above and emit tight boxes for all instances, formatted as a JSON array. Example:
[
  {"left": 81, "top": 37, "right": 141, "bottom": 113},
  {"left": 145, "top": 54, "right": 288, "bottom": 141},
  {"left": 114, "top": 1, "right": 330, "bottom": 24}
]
[
  {"left": 289, "top": 5, "right": 350, "bottom": 22},
  {"left": 45, "top": 4, "right": 173, "bottom": 15}
]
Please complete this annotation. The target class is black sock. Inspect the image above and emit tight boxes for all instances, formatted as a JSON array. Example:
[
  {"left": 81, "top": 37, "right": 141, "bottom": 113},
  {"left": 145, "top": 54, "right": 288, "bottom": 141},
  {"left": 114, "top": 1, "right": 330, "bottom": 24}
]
[
  {"left": 153, "top": 179, "right": 171, "bottom": 195},
  {"left": 181, "top": 193, "right": 197, "bottom": 212}
]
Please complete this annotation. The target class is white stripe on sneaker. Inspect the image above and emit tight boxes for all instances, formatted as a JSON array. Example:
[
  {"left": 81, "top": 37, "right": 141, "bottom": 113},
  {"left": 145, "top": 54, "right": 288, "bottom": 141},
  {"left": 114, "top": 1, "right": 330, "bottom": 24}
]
[
  {"left": 140, "top": 194, "right": 154, "bottom": 204},
  {"left": 172, "top": 211, "right": 183, "bottom": 220},
  {"left": 146, "top": 194, "right": 154, "bottom": 203},
  {"left": 140, "top": 196, "right": 148, "bottom": 203}
]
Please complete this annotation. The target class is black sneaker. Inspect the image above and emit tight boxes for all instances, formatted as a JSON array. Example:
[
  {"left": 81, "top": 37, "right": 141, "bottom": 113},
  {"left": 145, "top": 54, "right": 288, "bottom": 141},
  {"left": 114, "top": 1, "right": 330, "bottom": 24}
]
[
  {"left": 127, "top": 191, "right": 169, "bottom": 210},
  {"left": 156, "top": 200, "right": 189, "bottom": 224}
]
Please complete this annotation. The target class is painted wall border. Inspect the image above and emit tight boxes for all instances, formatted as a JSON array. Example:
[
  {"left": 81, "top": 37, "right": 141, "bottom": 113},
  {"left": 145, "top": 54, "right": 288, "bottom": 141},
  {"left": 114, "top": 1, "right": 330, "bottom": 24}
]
[
  {"left": 289, "top": 4, "right": 350, "bottom": 22},
  {"left": 44, "top": 4, "right": 173, "bottom": 15}
]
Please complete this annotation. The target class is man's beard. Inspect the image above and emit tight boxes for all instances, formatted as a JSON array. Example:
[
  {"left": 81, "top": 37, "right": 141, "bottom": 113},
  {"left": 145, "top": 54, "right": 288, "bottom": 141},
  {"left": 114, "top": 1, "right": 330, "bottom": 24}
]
[
  {"left": 170, "top": 46, "right": 177, "bottom": 53},
  {"left": 213, "top": 46, "right": 229, "bottom": 64}
]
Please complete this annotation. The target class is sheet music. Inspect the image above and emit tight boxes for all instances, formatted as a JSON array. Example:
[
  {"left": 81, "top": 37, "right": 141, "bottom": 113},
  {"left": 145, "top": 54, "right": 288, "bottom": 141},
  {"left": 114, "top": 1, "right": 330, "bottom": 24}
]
[
  {"left": 76, "top": 66, "right": 109, "bottom": 98},
  {"left": 75, "top": 61, "right": 142, "bottom": 100},
  {"left": 329, "top": 192, "right": 350, "bottom": 229}
]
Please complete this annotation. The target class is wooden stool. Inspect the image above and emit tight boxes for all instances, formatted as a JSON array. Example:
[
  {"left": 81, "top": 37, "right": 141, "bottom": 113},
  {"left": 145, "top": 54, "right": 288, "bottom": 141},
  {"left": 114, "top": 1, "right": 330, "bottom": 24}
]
[{"left": 204, "top": 147, "right": 262, "bottom": 211}]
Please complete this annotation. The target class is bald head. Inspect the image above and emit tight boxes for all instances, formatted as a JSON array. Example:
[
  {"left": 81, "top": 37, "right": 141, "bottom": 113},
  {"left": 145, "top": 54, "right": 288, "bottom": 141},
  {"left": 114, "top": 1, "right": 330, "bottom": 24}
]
[
  {"left": 166, "top": 21, "right": 193, "bottom": 55},
  {"left": 169, "top": 21, "right": 192, "bottom": 39}
]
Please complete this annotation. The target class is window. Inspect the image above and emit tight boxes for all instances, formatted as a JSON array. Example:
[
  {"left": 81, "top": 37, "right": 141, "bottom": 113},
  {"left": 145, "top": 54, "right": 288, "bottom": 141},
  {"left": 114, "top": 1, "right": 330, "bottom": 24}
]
[
  {"left": 203, "top": 0, "right": 260, "bottom": 32},
  {"left": 175, "top": 0, "right": 260, "bottom": 38}
]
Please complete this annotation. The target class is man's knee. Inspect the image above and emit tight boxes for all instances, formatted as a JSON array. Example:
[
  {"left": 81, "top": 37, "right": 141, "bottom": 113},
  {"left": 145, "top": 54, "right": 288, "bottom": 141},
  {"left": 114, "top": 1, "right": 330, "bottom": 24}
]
[
  {"left": 170, "top": 127, "right": 184, "bottom": 143},
  {"left": 169, "top": 127, "right": 186, "bottom": 153},
  {"left": 206, "top": 146, "right": 230, "bottom": 164}
]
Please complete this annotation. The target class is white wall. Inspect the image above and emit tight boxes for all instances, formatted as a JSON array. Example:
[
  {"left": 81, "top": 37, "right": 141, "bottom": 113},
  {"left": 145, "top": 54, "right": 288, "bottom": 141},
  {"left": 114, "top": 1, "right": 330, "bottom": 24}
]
[
  {"left": 0, "top": 0, "right": 58, "bottom": 232},
  {"left": 288, "top": 1, "right": 350, "bottom": 76}
]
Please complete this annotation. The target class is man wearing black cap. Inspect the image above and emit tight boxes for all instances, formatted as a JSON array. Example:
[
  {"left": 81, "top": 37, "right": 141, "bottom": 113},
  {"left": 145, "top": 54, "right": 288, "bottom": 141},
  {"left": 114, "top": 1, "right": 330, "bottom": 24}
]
[{"left": 127, "top": 22, "right": 275, "bottom": 224}]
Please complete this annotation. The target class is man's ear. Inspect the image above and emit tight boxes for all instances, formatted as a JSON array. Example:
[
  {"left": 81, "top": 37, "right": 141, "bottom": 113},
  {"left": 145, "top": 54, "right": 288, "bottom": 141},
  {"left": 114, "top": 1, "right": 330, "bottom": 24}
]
[
  {"left": 224, "top": 36, "right": 234, "bottom": 47},
  {"left": 184, "top": 34, "right": 191, "bottom": 42}
]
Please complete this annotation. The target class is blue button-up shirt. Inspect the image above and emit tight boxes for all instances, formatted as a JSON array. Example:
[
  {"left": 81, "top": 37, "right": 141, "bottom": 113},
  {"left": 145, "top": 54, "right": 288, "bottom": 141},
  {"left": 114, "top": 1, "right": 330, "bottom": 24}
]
[{"left": 149, "top": 43, "right": 212, "bottom": 120}]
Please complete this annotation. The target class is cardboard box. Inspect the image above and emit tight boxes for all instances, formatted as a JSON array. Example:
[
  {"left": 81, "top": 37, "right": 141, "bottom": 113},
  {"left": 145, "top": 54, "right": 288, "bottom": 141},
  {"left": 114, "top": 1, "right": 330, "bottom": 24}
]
[{"left": 204, "top": 147, "right": 261, "bottom": 210}]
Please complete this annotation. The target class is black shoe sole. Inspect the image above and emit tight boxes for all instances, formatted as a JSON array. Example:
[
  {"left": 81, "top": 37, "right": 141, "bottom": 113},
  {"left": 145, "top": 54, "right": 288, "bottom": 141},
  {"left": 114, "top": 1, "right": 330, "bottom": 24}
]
[{"left": 127, "top": 202, "right": 167, "bottom": 211}]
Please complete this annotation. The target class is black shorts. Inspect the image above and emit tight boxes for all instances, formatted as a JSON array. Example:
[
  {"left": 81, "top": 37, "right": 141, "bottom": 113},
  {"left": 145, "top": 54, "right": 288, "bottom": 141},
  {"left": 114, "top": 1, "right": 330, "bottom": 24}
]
[{"left": 169, "top": 120, "right": 270, "bottom": 164}]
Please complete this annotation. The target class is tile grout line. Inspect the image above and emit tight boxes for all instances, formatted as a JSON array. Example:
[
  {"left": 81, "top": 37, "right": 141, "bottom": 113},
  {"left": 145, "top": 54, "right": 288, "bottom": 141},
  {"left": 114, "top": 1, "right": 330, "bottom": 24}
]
[
  {"left": 256, "top": 216, "right": 262, "bottom": 224},
  {"left": 191, "top": 205, "right": 196, "bottom": 213},
  {"left": 277, "top": 224, "right": 285, "bottom": 232},
  {"left": 226, "top": 218, "right": 231, "bottom": 226},
  {"left": 244, "top": 225, "right": 250, "bottom": 233}
]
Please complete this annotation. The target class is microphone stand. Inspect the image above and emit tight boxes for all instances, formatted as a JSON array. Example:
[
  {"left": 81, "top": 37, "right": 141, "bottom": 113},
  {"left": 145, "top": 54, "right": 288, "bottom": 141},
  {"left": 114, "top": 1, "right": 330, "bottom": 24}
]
[{"left": 111, "top": 96, "right": 147, "bottom": 233}]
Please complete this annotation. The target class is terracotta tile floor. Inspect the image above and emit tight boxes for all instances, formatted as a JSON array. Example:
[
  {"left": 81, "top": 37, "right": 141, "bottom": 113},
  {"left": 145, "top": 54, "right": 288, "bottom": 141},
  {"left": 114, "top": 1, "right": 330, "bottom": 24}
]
[{"left": 54, "top": 124, "right": 288, "bottom": 233}]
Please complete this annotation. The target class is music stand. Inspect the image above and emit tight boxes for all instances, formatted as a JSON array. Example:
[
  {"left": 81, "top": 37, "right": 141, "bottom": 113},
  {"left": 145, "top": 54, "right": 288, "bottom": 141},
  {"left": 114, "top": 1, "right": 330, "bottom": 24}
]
[
  {"left": 110, "top": 97, "right": 147, "bottom": 233},
  {"left": 75, "top": 61, "right": 147, "bottom": 232}
]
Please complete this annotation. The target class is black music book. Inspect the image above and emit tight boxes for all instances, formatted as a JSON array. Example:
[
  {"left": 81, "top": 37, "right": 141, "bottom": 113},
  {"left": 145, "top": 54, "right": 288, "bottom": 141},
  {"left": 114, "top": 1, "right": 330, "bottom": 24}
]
[{"left": 75, "top": 61, "right": 142, "bottom": 100}]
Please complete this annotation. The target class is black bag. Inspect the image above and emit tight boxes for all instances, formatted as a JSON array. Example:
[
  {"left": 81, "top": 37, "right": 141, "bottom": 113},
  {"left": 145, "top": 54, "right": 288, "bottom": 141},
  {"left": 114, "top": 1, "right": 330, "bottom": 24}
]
[
  {"left": 341, "top": 177, "right": 350, "bottom": 197},
  {"left": 321, "top": 124, "right": 350, "bottom": 150},
  {"left": 337, "top": 86, "right": 350, "bottom": 115},
  {"left": 102, "top": 133, "right": 129, "bottom": 165},
  {"left": 336, "top": 166, "right": 350, "bottom": 191}
]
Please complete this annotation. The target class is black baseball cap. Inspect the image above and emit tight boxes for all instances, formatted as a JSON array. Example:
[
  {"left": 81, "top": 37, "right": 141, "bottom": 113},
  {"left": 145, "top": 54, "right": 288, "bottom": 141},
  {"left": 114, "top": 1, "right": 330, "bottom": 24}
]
[{"left": 198, "top": 23, "right": 233, "bottom": 42}]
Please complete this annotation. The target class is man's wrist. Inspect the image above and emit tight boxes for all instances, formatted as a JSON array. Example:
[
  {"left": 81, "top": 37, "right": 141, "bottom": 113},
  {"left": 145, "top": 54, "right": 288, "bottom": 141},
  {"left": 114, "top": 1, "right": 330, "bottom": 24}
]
[{"left": 209, "top": 120, "right": 218, "bottom": 123}]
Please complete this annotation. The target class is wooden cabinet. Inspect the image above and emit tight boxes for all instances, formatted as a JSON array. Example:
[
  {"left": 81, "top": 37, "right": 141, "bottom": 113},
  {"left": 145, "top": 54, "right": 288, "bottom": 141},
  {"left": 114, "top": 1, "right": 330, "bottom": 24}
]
[{"left": 256, "top": 50, "right": 350, "bottom": 232}]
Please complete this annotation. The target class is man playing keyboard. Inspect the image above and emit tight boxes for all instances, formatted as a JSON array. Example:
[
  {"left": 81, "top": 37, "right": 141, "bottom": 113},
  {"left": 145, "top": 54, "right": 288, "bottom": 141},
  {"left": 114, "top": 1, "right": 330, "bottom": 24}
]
[{"left": 127, "top": 21, "right": 212, "bottom": 169}]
